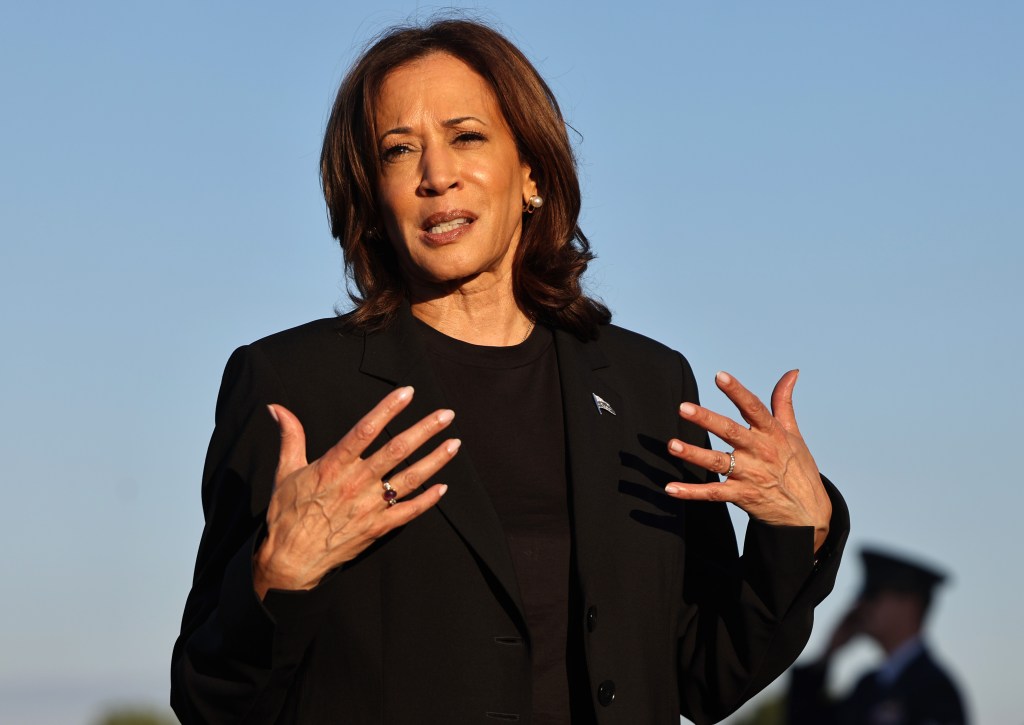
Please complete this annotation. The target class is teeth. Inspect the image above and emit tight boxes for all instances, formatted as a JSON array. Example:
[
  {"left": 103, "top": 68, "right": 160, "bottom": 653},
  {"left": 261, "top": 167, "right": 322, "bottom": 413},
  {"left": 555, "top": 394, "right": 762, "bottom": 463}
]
[{"left": 428, "top": 218, "right": 471, "bottom": 234}]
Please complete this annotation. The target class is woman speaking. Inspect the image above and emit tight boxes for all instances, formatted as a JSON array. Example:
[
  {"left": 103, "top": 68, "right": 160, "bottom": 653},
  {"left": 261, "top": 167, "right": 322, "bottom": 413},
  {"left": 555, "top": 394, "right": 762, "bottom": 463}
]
[{"left": 171, "top": 17, "right": 848, "bottom": 725}]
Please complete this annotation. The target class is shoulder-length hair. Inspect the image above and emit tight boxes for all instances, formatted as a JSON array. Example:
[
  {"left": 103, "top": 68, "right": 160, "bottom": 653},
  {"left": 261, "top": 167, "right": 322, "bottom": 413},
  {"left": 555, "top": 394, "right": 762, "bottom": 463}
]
[{"left": 320, "top": 17, "right": 610, "bottom": 338}]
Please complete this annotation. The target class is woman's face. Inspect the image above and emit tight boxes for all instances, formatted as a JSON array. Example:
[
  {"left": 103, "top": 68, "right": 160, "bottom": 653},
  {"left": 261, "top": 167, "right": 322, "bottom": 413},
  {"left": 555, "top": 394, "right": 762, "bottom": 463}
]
[{"left": 374, "top": 52, "right": 536, "bottom": 296}]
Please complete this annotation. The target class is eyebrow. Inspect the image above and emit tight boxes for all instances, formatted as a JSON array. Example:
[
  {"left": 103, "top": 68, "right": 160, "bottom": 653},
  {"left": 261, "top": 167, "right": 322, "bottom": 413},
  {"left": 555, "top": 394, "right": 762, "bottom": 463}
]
[{"left": 379, "top": 116, "right": 486, "bottom": 140}]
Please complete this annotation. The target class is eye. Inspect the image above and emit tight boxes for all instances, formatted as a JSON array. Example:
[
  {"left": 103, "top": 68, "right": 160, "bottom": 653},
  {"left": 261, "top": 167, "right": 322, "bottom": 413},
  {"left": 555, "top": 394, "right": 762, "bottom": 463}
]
[
  {"left": 380, "top": 143, "right": 413, "bottom": 163},
  {"left": 453, "top": 131, "right": 486, "bottom": 146}
]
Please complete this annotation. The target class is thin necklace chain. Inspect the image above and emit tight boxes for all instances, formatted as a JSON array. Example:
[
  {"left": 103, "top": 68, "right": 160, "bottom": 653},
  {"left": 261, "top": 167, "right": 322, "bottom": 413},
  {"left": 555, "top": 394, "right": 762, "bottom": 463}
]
[{"left": 520, "top": 319, "right": 536, "bottom": 344}]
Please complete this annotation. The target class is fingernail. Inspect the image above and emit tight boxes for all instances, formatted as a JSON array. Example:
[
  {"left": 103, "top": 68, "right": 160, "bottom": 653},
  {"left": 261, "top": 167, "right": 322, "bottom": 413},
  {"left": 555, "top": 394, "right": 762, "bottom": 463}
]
[
  {"left": 666, "top": 485, "right": 680, "bottom": 495},
  {"left": 446, "top": 438, "right": 461, "bottom": 454},
  {"left": 398, "top": 386, "right": 414, "bottom": 400},
  {"left": 438, "top": 409, "right": 455, "bottom": 424},
  {"left": 668, "top": 440, "right": 683, "bottom": 453},
  {"left": 438, "top": 484, "right": 449, "bottom": 497},
  {"left": 716, "top": 371, "right": 732, "bottom": 385},
  {"left": 266, "top": 405, "right": 279, "bottom": 423},
  {"left": 679, "top": 402, "right": 697, "bottom": 416}
]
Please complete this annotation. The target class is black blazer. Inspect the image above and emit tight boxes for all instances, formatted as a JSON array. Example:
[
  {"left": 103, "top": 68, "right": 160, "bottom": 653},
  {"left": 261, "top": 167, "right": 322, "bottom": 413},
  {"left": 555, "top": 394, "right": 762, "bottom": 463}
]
[{"left": 171, "top": 310, "right": 849, "bottom": 724}]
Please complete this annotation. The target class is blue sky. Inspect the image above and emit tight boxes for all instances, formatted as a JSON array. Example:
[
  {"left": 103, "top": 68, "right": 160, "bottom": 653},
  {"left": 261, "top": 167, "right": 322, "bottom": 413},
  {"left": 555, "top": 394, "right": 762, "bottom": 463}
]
[{"left": 1, "top": 2, "right": 1021, "bottom": 723}]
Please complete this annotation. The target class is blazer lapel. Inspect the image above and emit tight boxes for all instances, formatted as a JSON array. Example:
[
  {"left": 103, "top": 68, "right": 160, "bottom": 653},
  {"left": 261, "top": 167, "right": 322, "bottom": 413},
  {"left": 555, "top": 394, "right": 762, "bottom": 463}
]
[
  {"left": 359, "top": 308, "right": 526, "bottom": 621},
  {"left": 553, "top": 329, "right": 626, "bottom": 580}
]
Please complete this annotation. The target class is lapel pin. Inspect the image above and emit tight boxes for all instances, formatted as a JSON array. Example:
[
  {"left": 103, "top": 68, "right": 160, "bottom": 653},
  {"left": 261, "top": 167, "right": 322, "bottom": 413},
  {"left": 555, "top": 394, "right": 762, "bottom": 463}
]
[{"left": 592, "top": 393, "right": 616, "bottom": 416}]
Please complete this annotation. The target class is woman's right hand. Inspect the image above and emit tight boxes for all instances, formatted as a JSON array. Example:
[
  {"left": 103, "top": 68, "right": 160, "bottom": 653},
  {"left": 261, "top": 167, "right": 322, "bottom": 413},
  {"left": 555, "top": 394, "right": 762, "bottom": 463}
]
[{"left": 253, "top": 386, "right": 459, "bottom": 599}]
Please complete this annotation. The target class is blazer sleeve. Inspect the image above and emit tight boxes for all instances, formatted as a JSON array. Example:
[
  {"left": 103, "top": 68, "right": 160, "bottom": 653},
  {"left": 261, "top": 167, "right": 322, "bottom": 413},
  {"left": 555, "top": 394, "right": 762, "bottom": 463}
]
[
  {"left": 170, "top": 345, "right": 341, "bottom": 724},
  {"left": 672, "top": 353, "right": 850, "bottom": 724}
]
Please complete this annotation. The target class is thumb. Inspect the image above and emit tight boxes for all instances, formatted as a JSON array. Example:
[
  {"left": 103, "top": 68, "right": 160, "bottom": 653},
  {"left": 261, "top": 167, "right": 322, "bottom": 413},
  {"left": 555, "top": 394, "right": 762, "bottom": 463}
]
[
  {"left": 267, "top": 404, "right": 308, "bottom": 478},
  {"left": 770, "top": 369, "right": 802, "bottom": 435}
]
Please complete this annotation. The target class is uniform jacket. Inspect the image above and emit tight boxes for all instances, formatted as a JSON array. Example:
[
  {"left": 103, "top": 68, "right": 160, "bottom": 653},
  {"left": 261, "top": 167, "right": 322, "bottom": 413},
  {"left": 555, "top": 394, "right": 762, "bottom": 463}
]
[
  {"left": 171, "top": 309, "right": 849, "bottom": 724},
  {"left": 788, "top": 643, "right": 968, "bottom": 725}
]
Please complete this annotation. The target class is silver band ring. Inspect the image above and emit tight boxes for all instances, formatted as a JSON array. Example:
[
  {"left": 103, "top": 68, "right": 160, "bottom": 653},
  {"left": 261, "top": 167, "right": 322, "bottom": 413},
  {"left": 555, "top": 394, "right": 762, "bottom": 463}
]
[
  {"left": 381, "top": 480, "right": 398, "bottom": 506},
  {"left": 723, "top": 452, "right": 736, "bottom": 479}
]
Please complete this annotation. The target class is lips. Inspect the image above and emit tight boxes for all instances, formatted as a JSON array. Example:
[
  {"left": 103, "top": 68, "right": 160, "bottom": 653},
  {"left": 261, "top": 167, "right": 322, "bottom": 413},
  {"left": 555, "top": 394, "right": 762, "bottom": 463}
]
[
  {"left": 422, "top": 209, "right": 476, "bottom": 230},
  {"left": 420, "top": 210, "right": 477, "bottom": 244}
]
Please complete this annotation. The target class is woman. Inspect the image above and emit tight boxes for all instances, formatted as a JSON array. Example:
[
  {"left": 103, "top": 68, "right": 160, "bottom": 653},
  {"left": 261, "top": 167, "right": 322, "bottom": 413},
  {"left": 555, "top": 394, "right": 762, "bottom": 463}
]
[{"left": 171, "top": 18, "right": 848, "bottom": 725}]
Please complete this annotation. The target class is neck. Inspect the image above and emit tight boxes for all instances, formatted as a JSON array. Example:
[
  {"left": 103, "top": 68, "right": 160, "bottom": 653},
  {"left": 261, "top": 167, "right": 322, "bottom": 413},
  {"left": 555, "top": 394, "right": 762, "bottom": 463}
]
[{"left": 410, "top": 287, "right": 532, "bottom": 346}]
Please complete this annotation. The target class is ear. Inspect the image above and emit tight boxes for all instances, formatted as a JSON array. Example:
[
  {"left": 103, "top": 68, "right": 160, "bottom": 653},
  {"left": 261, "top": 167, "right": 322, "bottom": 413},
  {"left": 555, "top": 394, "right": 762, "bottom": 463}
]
[{"left": 520, "top": 162, "right": 537, "bottom": 203}]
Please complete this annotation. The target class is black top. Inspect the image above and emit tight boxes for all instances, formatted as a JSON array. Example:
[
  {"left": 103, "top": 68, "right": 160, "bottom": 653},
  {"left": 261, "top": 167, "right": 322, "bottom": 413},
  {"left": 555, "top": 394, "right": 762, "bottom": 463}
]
[{"left": 417, "top": 319, "right": 572, "bottom": 724}]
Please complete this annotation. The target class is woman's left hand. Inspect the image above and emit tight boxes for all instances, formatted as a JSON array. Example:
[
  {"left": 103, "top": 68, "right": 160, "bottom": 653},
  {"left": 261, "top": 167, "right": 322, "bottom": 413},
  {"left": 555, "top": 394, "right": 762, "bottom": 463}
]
[{"left": 665, "top": 370, "right": 832, "bottom": 552}]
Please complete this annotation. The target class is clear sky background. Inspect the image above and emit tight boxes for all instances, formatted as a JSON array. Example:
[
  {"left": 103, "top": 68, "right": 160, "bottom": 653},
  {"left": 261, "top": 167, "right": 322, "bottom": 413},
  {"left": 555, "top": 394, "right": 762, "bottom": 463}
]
[{"left": 1, "top": 2, "right": 1021, "bottom": 723}]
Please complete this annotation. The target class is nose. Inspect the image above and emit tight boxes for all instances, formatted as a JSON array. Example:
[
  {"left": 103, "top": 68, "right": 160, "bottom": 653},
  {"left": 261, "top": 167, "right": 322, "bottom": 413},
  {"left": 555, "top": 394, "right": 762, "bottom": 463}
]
[{"left": 416, "top": 144, "right": 461, "bottom": 197}]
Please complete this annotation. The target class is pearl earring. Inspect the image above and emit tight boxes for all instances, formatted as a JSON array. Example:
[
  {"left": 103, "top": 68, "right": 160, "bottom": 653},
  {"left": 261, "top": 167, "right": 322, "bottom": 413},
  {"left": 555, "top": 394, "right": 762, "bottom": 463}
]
[{"left": 524, "top": 194, "right": 544, "bottom": 214}]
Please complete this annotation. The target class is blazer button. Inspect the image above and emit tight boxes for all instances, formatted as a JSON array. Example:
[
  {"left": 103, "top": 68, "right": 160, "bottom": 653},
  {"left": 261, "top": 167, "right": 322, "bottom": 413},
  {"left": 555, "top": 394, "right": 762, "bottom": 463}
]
[
  {"left": 597, "top": 680, "right": 616, "bottom": 706},
  {"left": 586, "top": 606, "right": 598, "bottom": 632}
]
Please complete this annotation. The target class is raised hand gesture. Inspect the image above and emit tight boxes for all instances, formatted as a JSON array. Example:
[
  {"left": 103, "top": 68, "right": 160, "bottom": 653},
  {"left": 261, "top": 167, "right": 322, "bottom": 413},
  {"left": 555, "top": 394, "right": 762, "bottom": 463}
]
[
  {"left": 253, "top": 386, "right": 459, "bottom": 598},
  {"left": 665, "top": 370, "right": 832, "bottom": 551}
]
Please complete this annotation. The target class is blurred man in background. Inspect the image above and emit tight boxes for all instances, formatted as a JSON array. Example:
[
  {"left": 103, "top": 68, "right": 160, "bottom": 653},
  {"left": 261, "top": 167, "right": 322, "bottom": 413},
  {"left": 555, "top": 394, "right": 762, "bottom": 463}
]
[{"left": 787, "top": 547, "right": 967, "bottom": 725}]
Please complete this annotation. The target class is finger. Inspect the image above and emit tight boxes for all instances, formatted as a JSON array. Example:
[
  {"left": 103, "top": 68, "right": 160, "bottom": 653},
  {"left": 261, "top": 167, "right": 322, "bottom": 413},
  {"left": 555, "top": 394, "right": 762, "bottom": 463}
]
[
  {"left": 715, "top": 371, "right": 775, "bottom": 430},
  {"left": 664, "top": 480, "right": 739, "bottom": 504},
  {"left": 667, "top": 439, "right": 733, "bottom": 476},
  {"left": 268, "top": 404, "right": 308, "bottom": 479},
  {"left": 386, "top": 438, "right": 462, "bottom": 496},
  {"left": 379, "top": 482, "right": 449, "bottom": 528},
  {"left": 770, "top": 369, "right": 802, "bottom": 435},
  {"left": 677, "top": 401, "right": 751, "bottom": 447},
  {"left": 323, "top": 386, "right": 415, "bottom": 466},
  {"left": 365, "top": 407, "right": 456, "bottom": 479}
]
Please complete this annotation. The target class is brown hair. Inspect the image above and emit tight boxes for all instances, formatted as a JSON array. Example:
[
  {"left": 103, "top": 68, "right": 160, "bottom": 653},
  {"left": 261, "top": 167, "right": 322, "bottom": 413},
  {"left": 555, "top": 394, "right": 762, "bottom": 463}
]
[{"left": 320, "top": 17, "right": 610, "bottom": 338}]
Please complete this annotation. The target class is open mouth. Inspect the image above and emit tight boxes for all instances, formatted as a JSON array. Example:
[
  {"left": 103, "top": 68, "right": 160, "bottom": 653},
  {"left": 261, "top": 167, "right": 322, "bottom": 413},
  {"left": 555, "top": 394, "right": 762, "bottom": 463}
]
[
  {"left": 427, "top": 217, "right": 473, "bottom": 234},
  {"left": 422, "top": 210, "right": 477, "bottom": 236}
]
